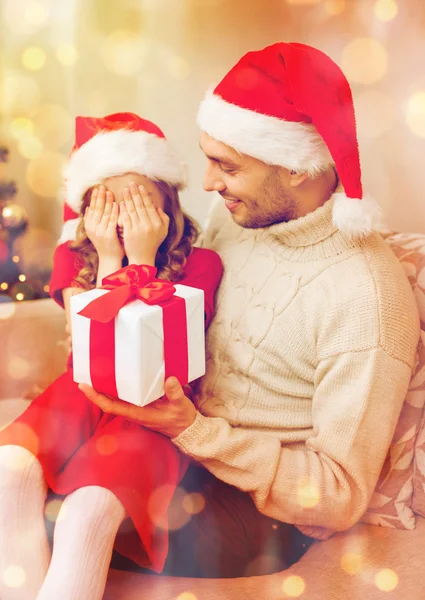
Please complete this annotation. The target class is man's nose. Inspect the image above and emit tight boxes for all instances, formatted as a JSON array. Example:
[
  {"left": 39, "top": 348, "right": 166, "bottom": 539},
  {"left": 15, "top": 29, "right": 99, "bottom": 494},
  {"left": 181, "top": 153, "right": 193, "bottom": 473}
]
[{"left": 203, "top": 163, "right": 225, "bottom": 193}]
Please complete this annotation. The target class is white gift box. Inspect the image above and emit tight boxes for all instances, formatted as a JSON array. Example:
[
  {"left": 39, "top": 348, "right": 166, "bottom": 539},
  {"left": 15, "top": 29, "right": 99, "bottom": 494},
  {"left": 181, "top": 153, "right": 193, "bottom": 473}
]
[{"left": 70, "top": 284, "right": 205, "bottom": 407}]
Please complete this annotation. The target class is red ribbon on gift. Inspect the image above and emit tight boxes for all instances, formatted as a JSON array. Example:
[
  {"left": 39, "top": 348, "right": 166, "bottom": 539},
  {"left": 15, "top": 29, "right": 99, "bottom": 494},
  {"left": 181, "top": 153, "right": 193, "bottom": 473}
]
[{"left": 77, "top": 265, "right": 189, "bottom": 401}]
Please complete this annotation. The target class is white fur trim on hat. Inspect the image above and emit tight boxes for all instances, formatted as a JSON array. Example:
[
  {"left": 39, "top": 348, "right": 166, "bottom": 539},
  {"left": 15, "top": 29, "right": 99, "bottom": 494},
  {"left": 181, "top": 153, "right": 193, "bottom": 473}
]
[
  {"left": 332, "top": 192, "right": 383, "bottom": 237},
  {"left": 64, "top": 129, "right": 186, "bottom": 214},
  {"left": 197, "top": 90, "right": 333, "bottom": 174},
  {"left": 58, "top": 218, "right": 80, "bottom": 245}
]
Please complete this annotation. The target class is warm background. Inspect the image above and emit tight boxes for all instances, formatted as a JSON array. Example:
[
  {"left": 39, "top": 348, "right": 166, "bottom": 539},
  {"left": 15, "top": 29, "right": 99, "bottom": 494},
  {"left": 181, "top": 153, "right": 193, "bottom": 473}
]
[{"left": 1, "top": 0, "right": 425, "bottom": 274}]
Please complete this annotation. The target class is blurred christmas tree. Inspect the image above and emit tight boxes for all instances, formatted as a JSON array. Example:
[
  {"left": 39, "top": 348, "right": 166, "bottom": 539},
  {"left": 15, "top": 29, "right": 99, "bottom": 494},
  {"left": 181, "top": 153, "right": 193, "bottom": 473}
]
[{"left": 0, "top": 146, "right": 51, "bottom": 303}]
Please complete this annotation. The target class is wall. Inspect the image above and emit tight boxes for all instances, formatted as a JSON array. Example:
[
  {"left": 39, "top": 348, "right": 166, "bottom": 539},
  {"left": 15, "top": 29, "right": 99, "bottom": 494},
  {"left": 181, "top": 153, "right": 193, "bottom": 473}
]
[{"left": 1, "top": 0, "right": 424, "bottom": 256}]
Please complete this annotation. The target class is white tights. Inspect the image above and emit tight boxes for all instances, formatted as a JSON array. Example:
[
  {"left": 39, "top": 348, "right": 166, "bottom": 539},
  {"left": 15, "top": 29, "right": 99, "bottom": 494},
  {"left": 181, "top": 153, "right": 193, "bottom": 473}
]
[{"left": 0, "top": 445, "right": 126, "bottom": 600}]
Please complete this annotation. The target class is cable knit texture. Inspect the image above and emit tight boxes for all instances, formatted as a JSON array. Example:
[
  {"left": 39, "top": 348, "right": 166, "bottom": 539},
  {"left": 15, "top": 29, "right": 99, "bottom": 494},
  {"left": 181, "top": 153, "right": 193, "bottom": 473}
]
[{"left": 172, "top": 195, "right": 420, "bottom": 540}]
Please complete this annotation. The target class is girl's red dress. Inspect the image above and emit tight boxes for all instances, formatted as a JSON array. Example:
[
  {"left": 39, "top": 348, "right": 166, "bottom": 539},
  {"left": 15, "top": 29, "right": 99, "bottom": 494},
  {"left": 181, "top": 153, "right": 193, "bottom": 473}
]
[{"left": 0, "top": 242, "right": 222, "bottom": 573}]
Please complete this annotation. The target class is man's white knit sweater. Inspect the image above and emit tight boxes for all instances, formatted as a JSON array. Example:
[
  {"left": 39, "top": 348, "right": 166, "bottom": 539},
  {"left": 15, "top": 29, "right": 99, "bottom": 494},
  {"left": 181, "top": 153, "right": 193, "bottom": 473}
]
[{"left": 173, "top": 196, "right": 420, "bottom": 538}]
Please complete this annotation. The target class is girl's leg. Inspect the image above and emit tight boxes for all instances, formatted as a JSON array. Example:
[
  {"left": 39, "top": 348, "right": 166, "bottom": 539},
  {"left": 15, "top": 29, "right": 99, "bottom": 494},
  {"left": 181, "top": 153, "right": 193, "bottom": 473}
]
[
  {"left": 0, "top": 446, "right": 51, "bottom": 600},
  {"left": 37, "top": 486, "right": 125, "bottom": 600}
]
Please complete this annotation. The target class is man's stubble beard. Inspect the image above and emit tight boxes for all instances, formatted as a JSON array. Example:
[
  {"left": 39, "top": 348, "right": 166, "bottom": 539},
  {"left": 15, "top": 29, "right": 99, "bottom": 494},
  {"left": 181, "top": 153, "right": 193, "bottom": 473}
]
[{"left": 235, "top": 168, "right": 298, "bottom": 229}]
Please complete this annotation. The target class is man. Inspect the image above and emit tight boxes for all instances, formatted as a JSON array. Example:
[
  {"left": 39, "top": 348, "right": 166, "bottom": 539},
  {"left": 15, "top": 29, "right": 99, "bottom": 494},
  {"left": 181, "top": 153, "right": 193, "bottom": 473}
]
[{"left": 81, "top": 42, "right": 420, "bottom": 578}]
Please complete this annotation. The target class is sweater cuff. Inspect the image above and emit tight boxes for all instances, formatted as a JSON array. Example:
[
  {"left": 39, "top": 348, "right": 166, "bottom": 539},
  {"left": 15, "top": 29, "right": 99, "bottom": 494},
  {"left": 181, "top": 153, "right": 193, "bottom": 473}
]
[{"left": 172, "top": 411, "right": 220, "bottom": 455}]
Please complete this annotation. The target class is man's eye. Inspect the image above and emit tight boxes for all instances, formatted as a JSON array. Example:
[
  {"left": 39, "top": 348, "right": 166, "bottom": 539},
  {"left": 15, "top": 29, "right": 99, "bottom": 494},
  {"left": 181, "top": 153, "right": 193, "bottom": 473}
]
[{"left": 221, "top": 166, "right": 236, "bottom": 174}]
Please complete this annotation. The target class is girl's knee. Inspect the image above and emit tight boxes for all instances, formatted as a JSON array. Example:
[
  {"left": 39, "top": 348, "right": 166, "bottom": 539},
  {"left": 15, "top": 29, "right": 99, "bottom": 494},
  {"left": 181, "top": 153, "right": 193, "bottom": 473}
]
[
  {"left": 59, "top": 486, "right": 126, "bottom": 526},
  {"left": 0, "top": 445, "right": 45, "bottom": 491}
]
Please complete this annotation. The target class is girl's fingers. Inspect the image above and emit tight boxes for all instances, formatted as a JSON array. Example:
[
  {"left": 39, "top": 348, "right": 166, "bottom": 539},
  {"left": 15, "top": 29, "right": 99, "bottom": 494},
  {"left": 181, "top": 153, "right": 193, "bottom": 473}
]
[
  {"left": 138, "top": 185, "right": 162, "bottom": 227},
  {"left": 106, "top": 202, "right": 119, "bottom": 232},
  {"left": 85, "top": 188, "right": 98, "bottom": 227},
  {"left": 100, "top": 191, "right": 115, "bottom": 230},
  {"left": 129, "top": 182, "right": 145, "bottom": 212},
  {"left": 123, "top": 187, "right": 139, "bottom": 227},
  {"left": 119, "top": 200, "right": 132, "bottom": 231},
  {"left": 94, "top": 185, "right": 106, "bottom": 221},
  {"left": 89, "top": 187, "right": 98, "bottom": 210},
  {"left": 157, "top": 207, "right": 170, "bottom": 228}
]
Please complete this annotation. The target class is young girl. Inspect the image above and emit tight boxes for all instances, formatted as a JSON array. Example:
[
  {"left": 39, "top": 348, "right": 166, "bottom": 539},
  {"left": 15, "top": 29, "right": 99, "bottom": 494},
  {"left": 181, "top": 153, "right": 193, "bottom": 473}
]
[{"left": 0, "top": 113, "right": 222, "bottom": 600}]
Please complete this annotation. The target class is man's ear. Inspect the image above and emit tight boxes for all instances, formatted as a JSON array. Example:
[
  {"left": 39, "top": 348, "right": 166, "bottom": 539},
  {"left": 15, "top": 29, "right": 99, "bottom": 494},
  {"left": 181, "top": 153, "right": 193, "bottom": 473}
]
[{"left": 289, "top": 170, "right": 309, "bottom": 188}]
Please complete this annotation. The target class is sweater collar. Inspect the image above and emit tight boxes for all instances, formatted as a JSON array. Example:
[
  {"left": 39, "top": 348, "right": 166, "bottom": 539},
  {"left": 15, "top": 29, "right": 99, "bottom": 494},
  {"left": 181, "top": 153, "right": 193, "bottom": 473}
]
[{"left": 263, "top": 193, "right": 340, "bottom": 248}]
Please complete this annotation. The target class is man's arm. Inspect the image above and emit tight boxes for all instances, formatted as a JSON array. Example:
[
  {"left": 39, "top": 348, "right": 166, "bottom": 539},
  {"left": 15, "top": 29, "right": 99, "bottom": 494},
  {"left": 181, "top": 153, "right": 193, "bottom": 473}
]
[
  {"left": 172, "top": 346, "right": 413, "bottom": 531},
  {"left": 81, "top": 346, "right": 414, "bottom": 532}
]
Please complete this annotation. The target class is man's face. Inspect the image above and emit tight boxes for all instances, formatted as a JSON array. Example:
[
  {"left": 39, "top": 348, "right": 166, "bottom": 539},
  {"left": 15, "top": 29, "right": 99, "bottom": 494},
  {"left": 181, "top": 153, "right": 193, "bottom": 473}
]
[{"left": 200, "top": 132, "right": 299, "bottom": 228}]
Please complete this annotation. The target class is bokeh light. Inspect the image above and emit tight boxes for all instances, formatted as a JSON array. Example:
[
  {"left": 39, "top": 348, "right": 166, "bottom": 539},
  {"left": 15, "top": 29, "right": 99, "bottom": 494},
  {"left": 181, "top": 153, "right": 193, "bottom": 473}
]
[
  {"left": 56, "top": 44, "right": 78, "bottom": 66},
  {"left": 375, "top": 568, "right": 398, "bottom": 591},
  {"left": 25, "top": 1, "right": 50, "bottom": 26},
  {"left": 341, "top": 38, "right": 388, "bottom": 85},
  {"left": 166, "top": 55, "right": 191, "bottom": 80},
  {"left": 8, "top": 357, "right": 31, "bottom": 379},
  {"left": 176, "top": 593, "right": 197, "bottom": 600},
  {"left": 31, "top": 104, "right": 74, "bottom": 150},
  {"left": 0, "top": 433, "right": 39, "bottom": 464},
  {"left": 324, "top": 0, "right": 345, "bottom": 15},
  {"left": 406, "top": 92, "right": 425, "bottom": 138},
  {"left": 374, "top": 0, "right": 398, "bottom": 21},
  {"left": 26, "top": 152, "right": 66, "bottom": 197},
  {"left": 22, "top": 46, "right": 47, "bottom": 71},
  {"left": 9, "top": 117, "right": 34, "bottom": 140},
  {"left": 101, "top": 30, "right": 148, "bottom": 76},
  {"left": 1, "top": 72, "right": 41, "bottom": 115},
  {"left": 282, "top": 575, "right": 306, "bottom": 597},
  {"left": 245, "top": 553, "right": 284, "bottom": 577},
  {"left": 182, "top": 492, "right": 205, "bottom": 515},
  {"left": 4, "top": 0, "right": 48, "bottom": 35},
  {"left": 148, "top": 485, "right": 191, "bottom": 531},
  {"left": 18, "top": 137, "right": 44, "bottom": 160},
  {"left": 341, "top": 552, "right": 363, "bottom": 574},
  {"left": 96, "top": 434, "right": 119, "bottom": 455},
  {"left": 14, "top": 228, "right": 55, "bottom": 278},
  {"left": 355, "top": 91, "right": 395, "bottom": 138},
  {"left": 44, "top": 498, "right": 64, "bottom": 523},
  {"left": 297, "top": 481, "right": 320, "bottom": 508},
  {"left": 2, "top": 565, "right": 26, "bottom": 588}
]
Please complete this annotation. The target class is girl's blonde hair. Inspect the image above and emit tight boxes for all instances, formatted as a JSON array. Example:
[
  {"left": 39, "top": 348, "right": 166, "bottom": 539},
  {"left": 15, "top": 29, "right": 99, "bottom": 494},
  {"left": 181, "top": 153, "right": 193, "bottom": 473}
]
[{"left": 69, "top": 180, "right": 199, "bottom": 289}]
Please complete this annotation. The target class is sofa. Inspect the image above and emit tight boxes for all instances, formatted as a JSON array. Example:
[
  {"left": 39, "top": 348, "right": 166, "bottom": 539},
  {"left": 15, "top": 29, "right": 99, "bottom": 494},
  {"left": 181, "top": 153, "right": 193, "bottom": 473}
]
[{"left": 1, "top": 231, "right": 425, "bottom": 600}]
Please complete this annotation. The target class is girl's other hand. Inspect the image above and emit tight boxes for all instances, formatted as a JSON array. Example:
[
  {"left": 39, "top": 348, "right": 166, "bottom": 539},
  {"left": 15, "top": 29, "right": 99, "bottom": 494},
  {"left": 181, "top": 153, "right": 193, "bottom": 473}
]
[
  {"left": 83, "top": 186, "right": 124, "bottom": 262},
  {"left": 120, "top": 182, "right": 170, "bottom": 266}
]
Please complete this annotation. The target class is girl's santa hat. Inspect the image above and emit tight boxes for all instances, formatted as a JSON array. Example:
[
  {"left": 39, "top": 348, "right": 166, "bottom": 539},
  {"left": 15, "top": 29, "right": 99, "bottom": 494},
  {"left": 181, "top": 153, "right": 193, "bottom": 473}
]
[
  {"left": 197, "top": 42, "right": 381, "bottom": 236},
  {"left": 59, "top": 112, "right": 186, "bottom": 244}
]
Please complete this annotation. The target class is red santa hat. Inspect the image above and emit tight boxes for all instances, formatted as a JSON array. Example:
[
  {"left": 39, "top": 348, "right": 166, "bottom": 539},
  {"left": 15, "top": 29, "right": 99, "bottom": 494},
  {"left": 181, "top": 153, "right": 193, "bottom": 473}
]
[
  {"left": 197, "top": 42, "right": 381, "bottom": 236},
  {"left": 59, "top": 112, "right": 186, "bottom": 244}
]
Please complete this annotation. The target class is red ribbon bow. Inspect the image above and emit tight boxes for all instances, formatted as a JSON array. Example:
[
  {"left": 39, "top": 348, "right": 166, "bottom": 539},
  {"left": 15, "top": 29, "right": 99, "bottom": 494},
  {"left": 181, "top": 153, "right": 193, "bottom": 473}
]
[
  {"left": 75, "top": 264, "right": 189, "bottom": 403},
  {"left": 78, "top": 265, "right": 176, "bottom": 323}
]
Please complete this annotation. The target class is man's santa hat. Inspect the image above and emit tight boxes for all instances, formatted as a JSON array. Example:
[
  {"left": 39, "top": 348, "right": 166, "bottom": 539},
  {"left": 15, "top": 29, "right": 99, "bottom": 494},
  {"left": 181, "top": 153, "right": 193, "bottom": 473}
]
[
  {"left": 197, "top": 42, "right": 381, "bottom": 236},
  {"left": 59, "top": 112, "right": 186, "bottom": 244}
]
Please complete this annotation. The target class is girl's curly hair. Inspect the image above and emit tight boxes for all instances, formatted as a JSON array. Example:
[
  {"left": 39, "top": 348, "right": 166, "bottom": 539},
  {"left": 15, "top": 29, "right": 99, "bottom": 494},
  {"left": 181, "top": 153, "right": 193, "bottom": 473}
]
[{"left": 69, "top": 180, "right": 199, "bottom": 289}]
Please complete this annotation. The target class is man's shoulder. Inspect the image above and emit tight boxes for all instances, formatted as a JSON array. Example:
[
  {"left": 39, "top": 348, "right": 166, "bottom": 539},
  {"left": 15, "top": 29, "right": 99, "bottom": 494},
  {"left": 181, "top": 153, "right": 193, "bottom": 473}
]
[{"left": 315, "top": 233, "right": 419, "bottom": 365}]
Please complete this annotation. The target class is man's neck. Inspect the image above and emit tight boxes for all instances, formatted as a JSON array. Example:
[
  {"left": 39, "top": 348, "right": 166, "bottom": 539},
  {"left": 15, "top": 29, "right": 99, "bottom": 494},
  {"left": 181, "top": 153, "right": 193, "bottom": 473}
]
[{"left": 296, "top": 168, "right": 338, "bottom": 219}]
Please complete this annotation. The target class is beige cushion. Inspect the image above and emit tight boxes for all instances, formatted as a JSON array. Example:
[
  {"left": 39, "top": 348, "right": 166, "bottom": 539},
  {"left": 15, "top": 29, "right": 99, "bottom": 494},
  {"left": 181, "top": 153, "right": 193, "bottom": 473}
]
[{"left": 360, "top": 234, "right": 425, "bottom": 529}]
